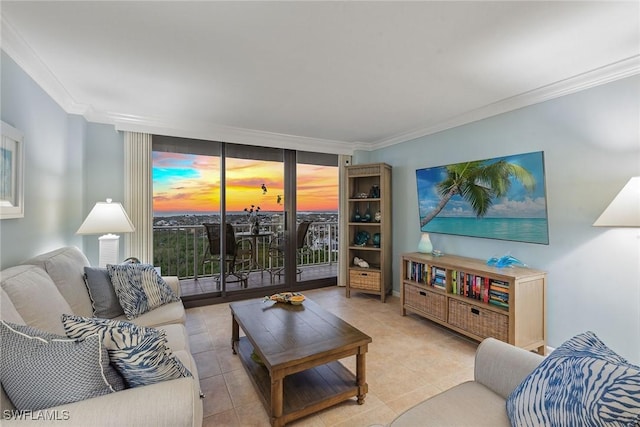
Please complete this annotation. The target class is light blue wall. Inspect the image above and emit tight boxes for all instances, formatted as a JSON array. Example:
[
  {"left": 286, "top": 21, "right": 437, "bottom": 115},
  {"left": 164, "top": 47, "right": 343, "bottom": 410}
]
[
  {"left": 0, "top": 51, "right": 125, "bottom": 268},
  {"left": 359, "top": 75, "right": 640, "bottom": 363},
  {"left": 0, "top": 51, "right": 85, "bottom": 268},
  {"left": 81, "top": 124, "right": 125, "bottom": 265}
]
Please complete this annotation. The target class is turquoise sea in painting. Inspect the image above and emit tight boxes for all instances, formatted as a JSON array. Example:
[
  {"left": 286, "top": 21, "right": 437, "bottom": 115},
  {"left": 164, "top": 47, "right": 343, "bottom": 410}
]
[{"left": 422, "top": 217, "right": 549, "bottom": 245}]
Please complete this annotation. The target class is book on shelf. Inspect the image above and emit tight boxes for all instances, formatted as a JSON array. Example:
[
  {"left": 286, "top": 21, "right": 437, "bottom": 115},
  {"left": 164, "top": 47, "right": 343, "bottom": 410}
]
[
  {"left": 483, "top": 277, "right": 490, "bottom": 303},
  {"left": 490, "top": 283, "right": 510, "bottom": 294},
  {"left": 431, "top": 267, "right": 446, "bottom": 290},
  {"left": 469, "top": 274, "right": 476, "bottom": 298},
  {"left": 462, "top": 272, "right": 469, "bottom": 297},
  {"left": 489, "top": 288, "right": 509, "bottom": 310},
  {"left": 489, "top": 299, "right": 509, "bottom": 309},
  {"left": 489, "top": 289, "right": 509, "bottom": 303},
  {"left": 415, "top": 262, "right": 423, "bottom": 283},
  {"left": 432, "top": 275, "right": 446, "bottom": 285},
  {"left": 451, "top": 270, "right": 457, "bottom": 295},
  {"left": 490, "top": 279, "right": 509, "bottom": 290},
  {"left": 449, "top": 272, "right": 495, "bottom": 303}
]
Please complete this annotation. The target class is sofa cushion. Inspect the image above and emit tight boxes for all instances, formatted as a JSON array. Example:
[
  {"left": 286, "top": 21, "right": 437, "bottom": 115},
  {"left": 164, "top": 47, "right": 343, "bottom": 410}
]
[
  {"left": 157, "top": 323, "right": 190, "bottom": 353},
  {"left": 390, "top": 381, "right": 510, "bottom": 426},
  {"left": 84, "top": 266, "right": 125, "bottom": 318},
  {"left": 113, "top": 300, "right": 186, "bottom": 328},
  {"left": 24, "top": 246, "right": 93, "bottom": 318},
  {"left": 0, "top": 288, "right": 24, "bottom": 324},
  {"left": 62, "top": 315, "right": 192, "bottom": 388},
  {"left": 507, "top": 331, "right": 640, "bottom": 427},
  {"left": 0, "top": 265, "right": 72, "bottom": 335},
  {"left": 0, "top": 320, "right": 122, "bottom": 411},
  {"left": 107, "top": 263, "right": 180, "bottom": 320}
]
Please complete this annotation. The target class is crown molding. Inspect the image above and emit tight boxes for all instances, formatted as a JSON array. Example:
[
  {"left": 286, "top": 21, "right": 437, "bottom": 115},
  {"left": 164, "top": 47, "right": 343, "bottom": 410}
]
[
  {"left": 101, "top": 112, "right": 357, "bottom": 155},
  {"left": 1, "top": 15, "right": 89, "bottom": 115},
  {"left": 1, "top": 15, "right": 355, "bottom": 154},
  {"left": 1, "top": 16, "right": 355, "bottom": 154},
  {"left": 369, "top": 55, "right": 640, "bottom": 150},
  {"left": 3, "top": 13, "right": 638, "bottom": 154}
]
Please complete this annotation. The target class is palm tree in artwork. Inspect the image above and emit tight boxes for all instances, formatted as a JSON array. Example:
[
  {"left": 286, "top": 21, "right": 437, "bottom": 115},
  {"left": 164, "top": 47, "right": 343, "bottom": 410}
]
[{"left": 420, "top": 159, "right": 536, "bottom": 228}]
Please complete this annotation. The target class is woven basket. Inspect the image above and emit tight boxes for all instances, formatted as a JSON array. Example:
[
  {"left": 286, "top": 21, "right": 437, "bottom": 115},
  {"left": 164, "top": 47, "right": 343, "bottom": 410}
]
[
  {"left": 348, "top": 165, "right": 382, "bottom": 176},
  {"left": 349, "top": 270, "right": 380, "bottom": 291},
  {"left": 404, "top": 284, "right": 446, "bottom": 321},
  {"left": 448, "top": 299, "right": 508, "bottom": 342}
]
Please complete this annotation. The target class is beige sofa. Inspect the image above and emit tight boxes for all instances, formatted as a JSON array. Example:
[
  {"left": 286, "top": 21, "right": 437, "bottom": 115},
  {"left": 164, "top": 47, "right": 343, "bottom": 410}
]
[
  {"left": 389, "top": 337, "right": 544, "bottom": 426},
  {"left": 0, "top": 246, "right": 203, "bottom": 426}
]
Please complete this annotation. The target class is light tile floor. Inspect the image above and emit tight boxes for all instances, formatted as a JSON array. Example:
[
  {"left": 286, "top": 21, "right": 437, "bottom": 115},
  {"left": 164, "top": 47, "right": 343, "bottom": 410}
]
[{"left": 185, "top": 286, "right": 478, "bottom": 427}]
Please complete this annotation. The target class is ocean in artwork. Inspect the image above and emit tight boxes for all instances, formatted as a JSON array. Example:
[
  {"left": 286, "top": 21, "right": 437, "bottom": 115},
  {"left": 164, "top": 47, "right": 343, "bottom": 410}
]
[{"left": 422, "top": 217, "right": 549, "bottom": 245}]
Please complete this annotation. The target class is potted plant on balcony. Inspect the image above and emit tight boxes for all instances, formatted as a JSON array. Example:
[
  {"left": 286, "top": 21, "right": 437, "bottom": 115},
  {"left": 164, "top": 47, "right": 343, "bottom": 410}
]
[{"left": 244, "top": 205, "right": 261, "bottom": 235}]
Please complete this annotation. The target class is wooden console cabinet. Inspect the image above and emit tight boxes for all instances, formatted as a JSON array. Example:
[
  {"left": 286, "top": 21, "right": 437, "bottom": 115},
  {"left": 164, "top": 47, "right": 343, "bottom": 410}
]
[
  {"left": 345, "top": 163, "right": 392, "bottom": 302},
  {"left": 401, "top": 252, "right": 546, "bottom": 354}
]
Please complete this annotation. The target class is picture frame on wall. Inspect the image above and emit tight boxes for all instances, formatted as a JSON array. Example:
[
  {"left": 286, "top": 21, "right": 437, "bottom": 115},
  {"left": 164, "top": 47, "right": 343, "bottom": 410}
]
[
  {"left": 1, "top": 121, "right": 25, "bottom": 219},
  {"left": 416, "top": 151, "right": 549, "bottom": 245}
]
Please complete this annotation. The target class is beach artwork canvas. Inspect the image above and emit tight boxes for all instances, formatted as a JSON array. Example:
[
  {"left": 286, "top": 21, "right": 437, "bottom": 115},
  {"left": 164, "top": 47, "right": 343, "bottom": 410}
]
[
  {"left": 0, "top": 146, "right": 13, "bottom": 204},
  {"left": 416, "top": 151, "right": 549, "bottom": 245}
]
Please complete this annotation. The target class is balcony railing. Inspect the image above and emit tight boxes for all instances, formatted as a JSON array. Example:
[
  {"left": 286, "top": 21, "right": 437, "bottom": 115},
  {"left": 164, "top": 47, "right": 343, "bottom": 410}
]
[{"left": 153, "top": 221, "right": 339, "bottom": 280}]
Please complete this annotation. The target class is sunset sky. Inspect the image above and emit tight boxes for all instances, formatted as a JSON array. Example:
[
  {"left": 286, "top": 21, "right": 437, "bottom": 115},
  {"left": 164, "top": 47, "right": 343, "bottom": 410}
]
[{"left": 153, "top": 152, "right": 338, "bottom": 214}]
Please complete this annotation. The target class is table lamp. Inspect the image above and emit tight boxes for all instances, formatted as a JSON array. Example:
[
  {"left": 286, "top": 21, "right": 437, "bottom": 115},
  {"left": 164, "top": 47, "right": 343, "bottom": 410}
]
[
  {"left": 593, "top": 177, "right": 640, "bottom": 227},
  {"left": 77, "top": 198, "right": 135, "bottom": 267}
]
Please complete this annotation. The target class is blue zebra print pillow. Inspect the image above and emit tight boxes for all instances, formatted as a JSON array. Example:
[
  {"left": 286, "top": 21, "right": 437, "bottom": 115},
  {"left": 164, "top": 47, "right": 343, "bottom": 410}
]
[
  {"left": 506, "top": 331, "right": 640, "bottom": 426},
  {"left": 62, "top": 315, "right": 192, "bottom": 388},
  {"left": 107, "top": 263, "right": 180, "bottom": 319}
]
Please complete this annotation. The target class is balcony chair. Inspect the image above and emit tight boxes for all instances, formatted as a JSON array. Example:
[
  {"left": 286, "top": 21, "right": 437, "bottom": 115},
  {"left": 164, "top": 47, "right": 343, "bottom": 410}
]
[
  {"left": 267, "top": 220, "right": 312, "bottom": 283},
  {"left": 201, "top": 223, "right": 252, "bottom": 288}
]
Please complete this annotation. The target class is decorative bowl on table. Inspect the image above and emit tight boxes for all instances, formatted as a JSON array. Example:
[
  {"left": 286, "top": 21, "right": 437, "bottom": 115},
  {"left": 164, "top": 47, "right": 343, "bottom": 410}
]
[
  {"left": 288, "top": 295, "right": 305, "bottom": 305},
  {"left": 264, "top": 292, "right": 305, "bottom": 305}
]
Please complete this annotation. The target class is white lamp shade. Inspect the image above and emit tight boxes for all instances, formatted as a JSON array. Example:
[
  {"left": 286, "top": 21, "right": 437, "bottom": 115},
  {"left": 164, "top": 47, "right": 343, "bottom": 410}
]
[
  {"left": 77, "top": 199, "right": 135, "bottom": 235},
  {"left": 593, "top": 177, "right": 640, "bottom": 227}
]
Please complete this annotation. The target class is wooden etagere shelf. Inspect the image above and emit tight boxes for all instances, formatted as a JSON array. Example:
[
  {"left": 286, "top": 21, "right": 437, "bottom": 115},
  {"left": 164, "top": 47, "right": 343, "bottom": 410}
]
[
  {"left": 345, "top": 163, "right": 392, "bottom": 302},
  {"left": 401, "top": 252, "right": 547, "bottom": 354}
]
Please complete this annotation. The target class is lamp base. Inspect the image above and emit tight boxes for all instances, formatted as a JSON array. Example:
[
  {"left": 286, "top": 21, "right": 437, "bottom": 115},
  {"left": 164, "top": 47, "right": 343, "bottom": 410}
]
[{"left": 98, "top": 234, "right": 120, "bottom": 267}]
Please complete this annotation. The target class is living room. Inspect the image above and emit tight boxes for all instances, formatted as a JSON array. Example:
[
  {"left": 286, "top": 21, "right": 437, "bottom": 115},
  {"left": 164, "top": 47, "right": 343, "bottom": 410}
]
[{"left": 1, "top": 2, "right": 639, "bottom": 426}]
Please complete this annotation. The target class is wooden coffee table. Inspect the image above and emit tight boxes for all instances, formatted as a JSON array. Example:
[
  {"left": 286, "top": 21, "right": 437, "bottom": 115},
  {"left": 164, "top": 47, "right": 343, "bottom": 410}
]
[{"left": 230, "top": 297, "right": 372, "bottom": 427}]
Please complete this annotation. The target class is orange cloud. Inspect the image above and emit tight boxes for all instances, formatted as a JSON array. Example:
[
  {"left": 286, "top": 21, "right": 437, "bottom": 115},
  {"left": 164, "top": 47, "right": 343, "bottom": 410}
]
[{"left": 154, "top": 154, "right": 338, "bottom": 213}]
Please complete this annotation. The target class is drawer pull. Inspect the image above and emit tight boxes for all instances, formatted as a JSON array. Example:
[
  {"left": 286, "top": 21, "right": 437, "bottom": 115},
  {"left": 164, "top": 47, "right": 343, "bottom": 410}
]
[
  {"left": 361, "top": 273, "right": 368, "bottom": 276},
  {"left": 471, "top": 308, "right": 480, "bottom": 315},
  {"left": 419, "top": 291, "right": 426, "bottom": 296}
]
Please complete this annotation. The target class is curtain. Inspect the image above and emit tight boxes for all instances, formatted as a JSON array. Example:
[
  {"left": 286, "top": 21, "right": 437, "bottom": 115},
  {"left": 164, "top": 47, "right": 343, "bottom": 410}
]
[
  {"left": 337, "top": 154, "right": 352, "bottom": 287},
  {"left": 123, "top": 132, "right": 153, "bottom": 263}
]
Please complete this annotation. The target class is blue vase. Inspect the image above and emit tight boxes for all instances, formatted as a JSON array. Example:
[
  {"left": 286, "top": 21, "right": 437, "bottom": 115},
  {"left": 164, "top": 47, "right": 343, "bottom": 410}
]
[
  {"left": 372, "top": 233, "right": 381, "bottom": 248},
  {"left": 363, "top": 203, "right": 372, "bottom": 222},
  {"left": 352, "top": 206, "right": 361, "bottom": 222}
]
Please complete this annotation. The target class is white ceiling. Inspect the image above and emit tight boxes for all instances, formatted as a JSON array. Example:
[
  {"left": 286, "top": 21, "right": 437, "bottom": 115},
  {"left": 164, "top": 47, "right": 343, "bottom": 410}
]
[{"left": 2, "top": 1, "right": 639, "bottom": 154}]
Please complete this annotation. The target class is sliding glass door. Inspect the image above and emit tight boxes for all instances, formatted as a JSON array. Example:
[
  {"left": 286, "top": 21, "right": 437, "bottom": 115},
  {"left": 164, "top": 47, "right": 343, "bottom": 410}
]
[
  {"left": 225, "top": 144, "right": 285, "bottom": 289},
  {"left": 152, "top": 136, "right": 224, "bottom": 295},
  {"left": 152, "top": 136, "right": 338, "bottom": 302},
  {"left": 295, "top": 152, "right": 339, "bottom": 285}
]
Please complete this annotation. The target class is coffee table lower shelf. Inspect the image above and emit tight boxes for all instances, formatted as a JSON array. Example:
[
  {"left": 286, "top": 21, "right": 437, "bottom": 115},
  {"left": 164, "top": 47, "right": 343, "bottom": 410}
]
[{"left": 235, "top": 337, "right": 359, "bottom": 425}]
